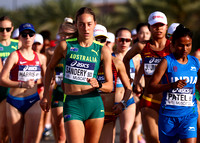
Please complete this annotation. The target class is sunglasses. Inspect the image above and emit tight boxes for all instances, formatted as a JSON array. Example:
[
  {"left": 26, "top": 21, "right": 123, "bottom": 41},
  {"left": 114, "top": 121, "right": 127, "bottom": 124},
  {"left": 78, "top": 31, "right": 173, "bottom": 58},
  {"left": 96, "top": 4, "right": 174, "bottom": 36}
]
[
  {"left": 21, "top": 32, "right": 35, "bottom": 38},
  {"left": 0, "top": 27, "right": 12, "bottom": 32},
  {"left": 95, "top": 38, "right": 107, "bottom": 43},
  {"left": 116, "top": 37, "right": 132, "bottom": 43}
]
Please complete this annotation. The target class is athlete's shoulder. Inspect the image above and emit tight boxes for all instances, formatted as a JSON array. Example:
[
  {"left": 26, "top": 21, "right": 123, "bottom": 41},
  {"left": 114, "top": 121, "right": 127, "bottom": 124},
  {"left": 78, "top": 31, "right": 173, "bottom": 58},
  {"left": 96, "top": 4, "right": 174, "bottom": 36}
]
[
  {"left": 112, "top": 56, "right": 123, "bottom": 71},
  {"left": 189, "top": 55, "right": 200, "bottom": 67},
  {"left": 8, "top": 50, "right": 18, "bottom": 58}
]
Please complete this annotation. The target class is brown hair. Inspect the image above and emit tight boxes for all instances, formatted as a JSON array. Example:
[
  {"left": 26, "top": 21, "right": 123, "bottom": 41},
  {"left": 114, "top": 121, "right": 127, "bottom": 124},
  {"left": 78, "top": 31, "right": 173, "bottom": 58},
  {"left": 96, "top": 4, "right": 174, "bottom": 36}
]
[
  {"left": 75, "top": 7, "right": 96, "bottom": 23},
  {"left": 0, "top": 16, "right": 12, "bottom": 25},
  {"left": 58, "top": 21, "right": 77, "bottom": 38}
]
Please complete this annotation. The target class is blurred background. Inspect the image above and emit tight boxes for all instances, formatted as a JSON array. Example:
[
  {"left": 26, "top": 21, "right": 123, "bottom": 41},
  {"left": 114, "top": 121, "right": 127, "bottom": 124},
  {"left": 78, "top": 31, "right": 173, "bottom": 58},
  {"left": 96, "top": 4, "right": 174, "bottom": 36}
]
[{"left": 1, "top": 0, "right": 200, "bottom": 52}]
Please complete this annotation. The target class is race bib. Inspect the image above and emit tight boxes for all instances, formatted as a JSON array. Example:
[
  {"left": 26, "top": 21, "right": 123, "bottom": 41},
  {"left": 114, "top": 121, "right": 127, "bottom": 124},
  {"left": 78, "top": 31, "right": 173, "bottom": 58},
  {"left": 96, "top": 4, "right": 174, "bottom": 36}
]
[
  {"left": 55, "top": 72, "right": 63, "bottom": 85},
  {"left": 18, "top": 65, "right": 41, "bottom": 81},
  {"left": 166, "top": 87, "right": 194, "bottom": 106},
  {"left": 144, "top": 57, "right": 162, "bottom": 75},
  {"left": 65, "top": 59, "right": 95, "bottom": 83}
]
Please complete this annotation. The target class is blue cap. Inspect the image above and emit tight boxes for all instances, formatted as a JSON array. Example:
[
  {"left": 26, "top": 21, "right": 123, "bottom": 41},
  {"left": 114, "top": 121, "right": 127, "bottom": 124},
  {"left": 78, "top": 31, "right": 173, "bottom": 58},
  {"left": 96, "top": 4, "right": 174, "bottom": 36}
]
[{"left": 19, "top": 23, "right": 35, "bottom": 33}]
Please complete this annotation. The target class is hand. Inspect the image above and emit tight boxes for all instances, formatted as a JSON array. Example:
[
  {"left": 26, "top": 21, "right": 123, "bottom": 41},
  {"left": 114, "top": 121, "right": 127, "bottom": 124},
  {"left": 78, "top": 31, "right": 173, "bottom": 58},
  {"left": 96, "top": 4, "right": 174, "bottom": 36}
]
[
  {"left": 87, "top": 78, "right": 100, "bottom": 88},
  {"left": 171, "top": 79, "right": 187, "bottom": 89},
  {"left": 23, "top": 79, "right": 35, "bottom": 89},
  {"left": 133, "top": 84, "right": 144, "bottom": 96},
  {"left": 40, "top": 97, "right": 50, "bottom": 112},
  {"left": 112, "top": 103, "right": 123, "bottom": 116}
]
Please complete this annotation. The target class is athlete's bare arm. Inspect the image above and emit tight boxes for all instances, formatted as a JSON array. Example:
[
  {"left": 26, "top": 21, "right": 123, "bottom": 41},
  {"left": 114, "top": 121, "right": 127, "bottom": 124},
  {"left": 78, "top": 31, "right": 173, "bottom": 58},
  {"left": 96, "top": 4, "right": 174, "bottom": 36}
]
[
  {"left": 123, "top": 42, "right": 145, "bottom": 81},
  {"left": 148, "top": 58, "right": 187, "bottom": 94},
  {"left": 37, "top": 53, "right": 47, "bottom": 84},
  {"left": 88, "top": 45, "right": 113, "bottom": 92},
  {"left": 112, "top": 57, "right": 132, "bottom": 114},
  {"left": 0, "top": 58, "right": 2, "bottom": 72},
  {"left": 0, "top": 51, "right": 19, "bottom": 87},
  {"left": 40, "top": 40, "right": 67, "bottom": 112}
]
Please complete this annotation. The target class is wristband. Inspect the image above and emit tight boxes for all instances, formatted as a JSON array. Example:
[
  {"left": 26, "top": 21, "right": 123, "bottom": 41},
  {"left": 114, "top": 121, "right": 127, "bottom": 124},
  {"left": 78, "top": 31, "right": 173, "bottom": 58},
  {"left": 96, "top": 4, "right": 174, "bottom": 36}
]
[
  {"left": 96, "top": 80, "right": 102, "bottom": 89},
  {"left": 120, "top": 100, "right": 127, "bottom": 109},
  {"left": 19, "top": 82, "right": 23, "bottom": 88}
]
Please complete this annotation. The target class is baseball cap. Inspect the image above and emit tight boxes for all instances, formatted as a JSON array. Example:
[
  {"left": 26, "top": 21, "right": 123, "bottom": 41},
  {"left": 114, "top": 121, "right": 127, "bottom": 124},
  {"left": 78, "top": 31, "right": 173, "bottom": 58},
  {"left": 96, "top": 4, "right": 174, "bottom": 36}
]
[
  {"left": 19, "top": 23, "right": 36, "bottom": 33},
  {"left": 131, "top": 29, "right": 137, "bottom": 35},
  {"left": 12, "top": 28, "right": 19, "bottom": 39},
  {"left": 148, "top": 11, "right": 167, "bottom": 25},
  {"left": 167, "top": 23, "right": 180, "bottom": 38},
  {"left": 93, "top": 24, "right": 108, "bottom": 38},
  {"left": 34, "top": 33, "right": 43, "bottom": 44},
  {"left": 107, "top": 32, "right": 115, "bottom": 43}
]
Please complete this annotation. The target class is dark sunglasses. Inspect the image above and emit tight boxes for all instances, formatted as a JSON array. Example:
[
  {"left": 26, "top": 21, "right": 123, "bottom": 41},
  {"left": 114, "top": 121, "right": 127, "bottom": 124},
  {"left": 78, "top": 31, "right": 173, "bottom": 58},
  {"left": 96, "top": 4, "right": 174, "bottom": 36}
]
[
  {"left": 95, "top": 38, "right": 107, "bottom": 43},
  {"left": 21, "top": 32, "right": 35, "bottom": 38},
  {"left": 0, "top": 27, "right": 12, "bottom": 32},
  {"left": 116, "top": 37, "right": 132, "bottom": 43}
]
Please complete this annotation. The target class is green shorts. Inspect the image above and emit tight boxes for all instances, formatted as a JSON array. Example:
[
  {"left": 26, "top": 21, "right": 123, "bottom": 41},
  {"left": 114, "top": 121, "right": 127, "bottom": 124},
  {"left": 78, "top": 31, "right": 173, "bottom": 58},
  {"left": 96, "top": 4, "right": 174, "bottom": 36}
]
[
  {"left": 195, "top": 88, "right": 200, "bottom": 101},
  {"left": 51, "top": 85, "right": 65, "bottom": 108},
  {"left": 63, "top": 90, "right": 104, "bottom": 122},
  {"left": 0, "top": 86, "right": 9, "bottom": 103}
]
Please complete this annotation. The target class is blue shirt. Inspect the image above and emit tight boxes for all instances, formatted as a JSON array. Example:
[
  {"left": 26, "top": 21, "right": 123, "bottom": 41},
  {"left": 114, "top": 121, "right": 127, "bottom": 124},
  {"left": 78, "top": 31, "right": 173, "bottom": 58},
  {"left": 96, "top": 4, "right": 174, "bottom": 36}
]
[{"left": 160, "top": 54, "right": 199, "bottom": 117}]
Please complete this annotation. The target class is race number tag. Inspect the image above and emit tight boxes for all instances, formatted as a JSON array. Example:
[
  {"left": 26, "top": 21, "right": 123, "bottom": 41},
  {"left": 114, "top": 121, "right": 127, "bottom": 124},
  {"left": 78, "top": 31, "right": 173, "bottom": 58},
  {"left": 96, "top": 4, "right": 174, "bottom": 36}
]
[
  {"left": 18, "top": 65, "right": 41, "bottom": 81},
  {"left": 65, "top": 59, "right": 95, "bottom": 83},
  {"left": 55, "top": 72, "right": 63, "bottom": 85},
  {"left": 166, "top": 87, "right": 194, "bottom": 106},
  {"left": 144, "top": 57, "right": 162, "bottom": 75}
]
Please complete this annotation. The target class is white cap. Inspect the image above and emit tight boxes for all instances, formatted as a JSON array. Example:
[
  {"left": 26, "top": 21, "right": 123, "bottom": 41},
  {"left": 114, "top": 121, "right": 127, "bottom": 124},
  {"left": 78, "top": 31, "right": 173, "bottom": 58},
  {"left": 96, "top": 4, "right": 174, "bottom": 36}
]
[
  {"left": 148, "top": 11, "right": 167, "bottom": 25},
  {"left": 64, "top": 17, "right": 73, "bottom": 23},
  {"left": 107, "top": 32, "right": 115, "bottom": 43},
  {"left": 131, "top": 29, "right": 137, "bottom": 35},
  {"left": 12, "top": 28, "right": 19, "bottom": 39},
  {"left": 167, "top": 23, "right": 180, "bottom": 38},
  {"left": 34, "top": 33, "right": 43, "bottom": 44},
  {"left": 93, "top": 24, "right": 108, "bottom": 38}
]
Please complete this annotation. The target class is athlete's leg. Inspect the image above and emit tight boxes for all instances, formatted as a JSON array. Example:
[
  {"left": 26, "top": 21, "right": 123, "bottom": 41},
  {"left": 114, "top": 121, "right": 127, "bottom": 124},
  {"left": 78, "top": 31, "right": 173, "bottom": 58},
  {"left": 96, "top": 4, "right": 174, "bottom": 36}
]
[
  {"left": 65, "top": 120, "right": 85, "bottom": 143},
  {"left": 52, "top": 107, "right": 66, "bottom": 143},
  {"left": 6, "top": 102, "right": 24, "bottom": 143},
  {"left": 35, "top": 89, "right": 45, "bottom": 143},
  {"left": 35, "top": 110, "right": 45, "bottom": 143},
  {"left": 130, "top": 96, "right": 142, "bottom": 143},
  {"left": 119, "top": 103, "right": 136, "bottom": 143},
  {"left": 0, "top": 100, "right": 8, "bottom": 143},
  {"left": 24, "top": 101, "right": 41, "bottom": 143},
  {"left": 180, "top": 138, "right": 196, "bottom": 143},
  {"left": 141, "top": 107, "right": 159, "bottom": 143},
  {"left": 99, "top": 121, "right": 115, "bottom": 143},
  {"left": 85, "top": 118, "right": 104, "bottom": 143}
]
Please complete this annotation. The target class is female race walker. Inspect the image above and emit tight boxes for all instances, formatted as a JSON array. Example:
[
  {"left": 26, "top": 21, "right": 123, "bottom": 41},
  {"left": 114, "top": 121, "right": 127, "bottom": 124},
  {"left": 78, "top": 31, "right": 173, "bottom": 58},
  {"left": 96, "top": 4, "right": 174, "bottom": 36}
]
[
  {"left": 112, "top": 27, "right": 137, "bottom": 143},
  {"left": 123, "top": 11, "right": 171, "bottom": 143},
  {"left": 148, "top": 24, "right": 199, "bottom": 143},
  {"left": 0, "top": 16, "right": 19, "bottom": 143},
  {"left": 0, "top": 23, "right": 46, "bottom": 143},
  {"left": 130, "top": 22, "right": 151, "bottom": 143},
  {"left": 40, "top": 7, "right": 113, "bottom": 143}
]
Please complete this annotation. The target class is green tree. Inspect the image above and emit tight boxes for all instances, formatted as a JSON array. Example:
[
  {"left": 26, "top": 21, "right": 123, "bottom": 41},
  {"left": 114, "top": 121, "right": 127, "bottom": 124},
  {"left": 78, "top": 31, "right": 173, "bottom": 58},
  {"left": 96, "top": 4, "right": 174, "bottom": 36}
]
[{"left": 11, "top": 0, "right": 83, "bottom": 39}]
